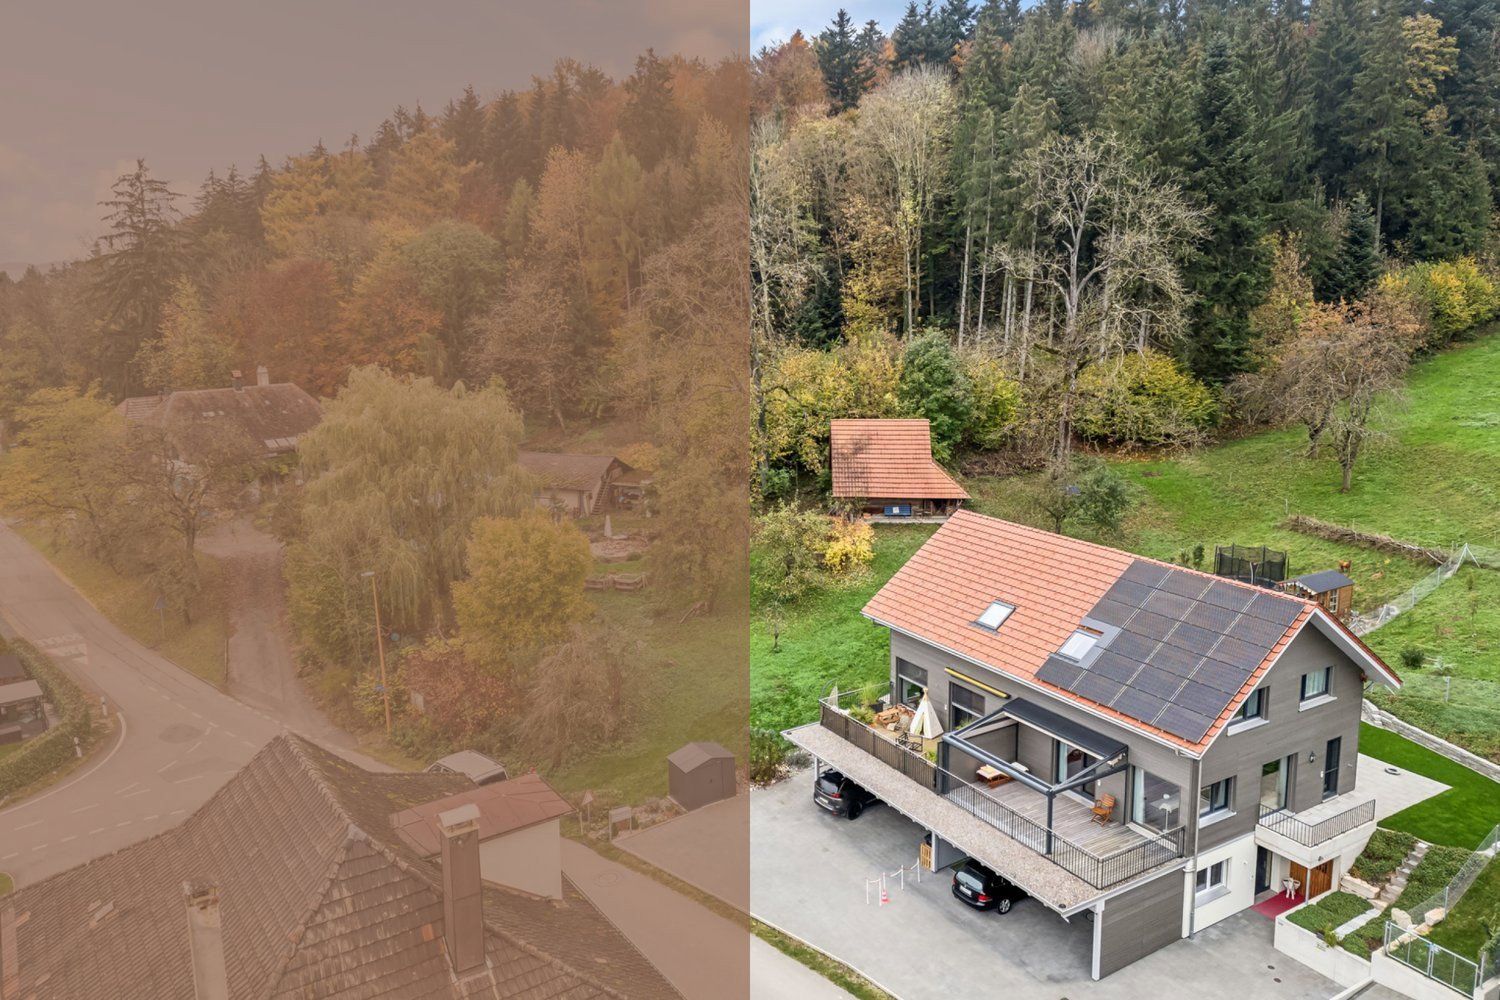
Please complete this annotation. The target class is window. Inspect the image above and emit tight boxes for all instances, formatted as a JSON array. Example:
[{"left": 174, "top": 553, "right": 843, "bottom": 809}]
[
  {"left": 1259, "top": 756, "right": 1291, "bottom": 810},
  {"left": 977, "top": 600, "right": 1015, "bottom": 630},
  {"left": 896, "top": 660, "right": 928, "bottom": 708},
  {"left": 1233, "top": 688, "right": 1267, "bottom": 725},
  {"left": 1327, "top": 590, "right": 1340, "bottom": 614},
  {"left": 1199, "top": 777, "right": 1234, "bottom": 818},
  {"left": 1129, "top": 767, "right": 1182, "bottom": 834},
  {"left": 1059, "top": 629, "right": 1100, "bottom": 661},
  {"left": 1300, "top": 666, "right": 1332, "bottom": 701},
  {"left": 949, "top": 684, "right": 984, "bottom": 730},
  {"left": 1195, "top": 860, "right": 1227, "bottom": 897}
]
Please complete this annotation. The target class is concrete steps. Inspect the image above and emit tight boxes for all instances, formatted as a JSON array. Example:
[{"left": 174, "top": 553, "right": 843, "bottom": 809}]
[{"left": 1378, "top": 840, "right": 1429, "bottom": 905}]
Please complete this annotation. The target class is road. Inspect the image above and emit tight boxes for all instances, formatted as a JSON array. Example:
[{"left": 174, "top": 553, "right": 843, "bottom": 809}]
[{"left": 0, "top": 522, "right": 285, "bottom": 887}]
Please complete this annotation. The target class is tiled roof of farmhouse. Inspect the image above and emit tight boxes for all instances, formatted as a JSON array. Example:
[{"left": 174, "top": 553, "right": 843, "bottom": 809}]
[
  {"left": 116, "top": 383, "right": 322, "bottom": 458},
  {"left": 829, "top": 419, "right": 969, "bottom": 500},
  {"left": 518, "top": 451, "right": 625, "bottom": 493},
  {"left": 0, "top": 735, "right": 681, "bottom": 1000}
]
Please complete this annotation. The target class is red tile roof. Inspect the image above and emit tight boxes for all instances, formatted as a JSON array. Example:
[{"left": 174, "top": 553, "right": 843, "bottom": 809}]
[
  {"left": 391, "top": 774, "right": 574, "bottom": 857},
  {"left": 863, "top": 511, "right": 1316, "bottom": 755},
  {"left": 830, "top": 419, "right": 969, "bottom": 500}
]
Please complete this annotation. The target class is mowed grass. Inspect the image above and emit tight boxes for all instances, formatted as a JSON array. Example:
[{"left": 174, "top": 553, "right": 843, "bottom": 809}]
[
  {"left": 546, "top": 586, "right": 747, "bottom": 805},
  {"left": 1429, "top": 854, "right": 1500, "bottom": 958},
  {"left": 750, "top": 524, "right": 935, "bottom": 732},
  {"left": 1358, "top": 723, "right": 1500, "bottom": 848},
  {"left": 12, "top": 524, "right": 229, "bottom": 688}
]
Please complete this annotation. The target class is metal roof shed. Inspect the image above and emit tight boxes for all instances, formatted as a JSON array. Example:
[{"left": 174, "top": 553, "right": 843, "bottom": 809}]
[{"left": 667, "top": 742, "right": 736, "bottom": 812}]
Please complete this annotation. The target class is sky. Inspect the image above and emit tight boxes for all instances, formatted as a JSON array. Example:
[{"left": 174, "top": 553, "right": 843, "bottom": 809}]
[
  {"left": 750, "top": 1, "right": 909, "bottom": 52},
  {"left": 0, "top": 0, "right": 744, "bottom": 265}
]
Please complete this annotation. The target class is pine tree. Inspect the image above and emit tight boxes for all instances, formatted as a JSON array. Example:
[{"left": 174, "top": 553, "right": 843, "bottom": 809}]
[
  {"left": 935, "top": 0, "right": 976, "bottom": 67},
  {"left": 1308, "top": 0, "right": 1366, "bottom": 197},
  {"left": 892, "top": 2, "right": 929, "bottom": 70},
  {"left": 621, "top": 49, "right": 679, "bottom": 168},
  {"left": 1184, "top": 39, "right": 1272, "bottom": 381},
  {"left": 816, "top": 9, "right": 873, "bottom": 112},
  {"left": 442, "top": 84, "right": 487, "bottom": 166},
  {"left": 482, "top": 91, "right": 532, "bottom": 191},
  {"left": 1318, "top": 194, "right": 1381, "bottom": 302}
]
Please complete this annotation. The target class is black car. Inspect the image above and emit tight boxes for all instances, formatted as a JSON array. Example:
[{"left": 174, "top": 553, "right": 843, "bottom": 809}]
[
  {"left": 951, "top": 860, "right": 1028, "bottom": 913},
  {"left": 812, "top": 769, "right": 880, "bottom": 819}
]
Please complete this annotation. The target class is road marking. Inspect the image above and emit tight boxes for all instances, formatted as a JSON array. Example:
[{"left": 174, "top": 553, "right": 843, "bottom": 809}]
[
  {"left": 88, "top": 828, "right": 106, "bottom": 835},
  {"left": 185, "top": 740, "right": 202, "bottom": 756},
  {"left": 29, "top": 843, "right": 47, "bottom": 852},
  {"left": 114, "top": 820, "right": 132, "bottom": 828},
  {"left": 13, "top": 820, "right": 41, "bottom": 831},
  {"left": 169, "top": 809, "right": 185, "bottom": 816},
  {"left": 68, "top": 804, "right": 98, "bottom": 814},
  {"left": 156, "top": 759, "right": 179, "bottom": 774},
  {"left": 0, "top": 853, "right": 17, "bottom": 862},
  {"left": 122, "top": 788, "right": 151, "bottom": 798},
  {"left": 59, "top": 835, "right": 77, "bottom": 843},
  {"left": 143, "top": 814, "right": 159, "bottom": 821},
  {"left": 117, "top": 782, "right": 140, "bottom": 794}
]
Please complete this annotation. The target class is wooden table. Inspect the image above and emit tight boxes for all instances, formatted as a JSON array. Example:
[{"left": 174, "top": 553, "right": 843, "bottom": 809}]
[{"left": 976, "top": 765, "right": 1012, "bottom": 789}]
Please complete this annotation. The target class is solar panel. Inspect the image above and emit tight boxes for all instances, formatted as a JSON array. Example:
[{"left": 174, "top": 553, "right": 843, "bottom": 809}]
[
  {"left": 1102, "top": 578, "right": 1154, "bottom": 610},
  {"left": 1175, "top": 681, "right": 1232, "bottom": 716},
  {"left": 1109, "top": 630, "right": 1159, "bottom": 661},
  {"left": 1035, "top": 657, "right": 1085, "bottom": 690},
  {"left": 1093, "top": 650, "right": 1143, "bottom": 684},
  {"left": 1228, "top": 615, "right": 1294, "bottom": 647},
  {"left": 1184, "top": 601, "right": 1240, "bottom": 633},
  {"left": 1119, "top": 561, "right": 1172, "bottom": 588},
  {"left": 1073, "top": 671, "right": 1127, "bottom": 705},
  {"left": 1210, "top": 635, "right": 1266, "bottom": 671},
  {"left": 1150, "top": 642, "right": 1202, "bottom": 676},
  {"left": 1144, "top": 589, "right": 1197, "bottom": 621},
  {"left": 1089, "top": 598, "right": 1137, "bottom": 628},
  {"left": 1124, "top": 610, "right": 1176, "bottom": 642},
  {"left": 1111, "top": 687, "right": 1169, "bottom": 724},
  {"left": 1158, "top": 569, "right": 1212, "bottom": 599},
  {"left": 1131, "top": 665, "right": 1185, "bottom": 699},
  {"left": 1154, "top": 704, "right": 1217, "bottom": 743},
  {"left": 1202, "top": 580, "right": 1256, "bottom": 612},
  {"left": 1193, "top": 658, "right": 1250, "bottom": 694},
  {"left": 1164, "top": 622, "right": 1218, "bottom": 653},
  {"left": 1246, "top": 592, "right": 1303, "bottom": 625}
]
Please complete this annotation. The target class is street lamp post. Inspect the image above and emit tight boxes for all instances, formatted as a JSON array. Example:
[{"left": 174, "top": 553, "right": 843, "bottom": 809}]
[{"left": 360, "top": 570, "right": 393, "bottom": 734}]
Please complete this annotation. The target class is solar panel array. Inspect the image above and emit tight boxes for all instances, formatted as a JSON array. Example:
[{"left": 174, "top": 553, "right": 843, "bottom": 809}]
[{"left": 1033, "top": 560, "right": 1304, "bottom": 743}]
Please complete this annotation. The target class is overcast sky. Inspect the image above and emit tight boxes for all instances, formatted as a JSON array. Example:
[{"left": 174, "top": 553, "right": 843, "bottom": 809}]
[
  {"left": 750, "top": 1, "right": 907, "bottom": 51},
  {"left": 0, "top": 1, "right": 744, "bottom": 265}
]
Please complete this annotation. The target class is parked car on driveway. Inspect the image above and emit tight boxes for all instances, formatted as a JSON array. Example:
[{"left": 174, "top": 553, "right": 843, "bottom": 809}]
[
  {"left": 813, "top": 768, "right": 880, "bottom": 819},
  {"left": 951, "top": 860, "right": 1028, "bottom": 913}
]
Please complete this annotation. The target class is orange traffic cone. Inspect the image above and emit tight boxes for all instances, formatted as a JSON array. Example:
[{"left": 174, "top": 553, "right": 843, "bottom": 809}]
[{"left": 879, "top": 883, "right": 889, "bottom": 907}]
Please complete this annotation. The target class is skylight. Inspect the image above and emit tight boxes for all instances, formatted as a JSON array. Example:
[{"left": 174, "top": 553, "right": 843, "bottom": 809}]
[
  {"left": 1060, "top": 630, "right": 1099, "bottom": 660},
  {"left": 977, "top": 601, "right": 1015, "bottom": 630}
]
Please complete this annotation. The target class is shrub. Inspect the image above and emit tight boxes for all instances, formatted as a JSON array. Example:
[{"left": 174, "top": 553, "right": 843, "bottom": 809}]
[
  {"left": 1353, "top": 828, "right": 1419, "bottom": 885},
  {"left": 961, "top": 351, "right": 1022, "bottom": 450},
  {"left": 820, "top": 518, "right": 874, "bottom": 577},
  {"left": 1288, "top": 891, "right": 1373, "bottom": 938},
  {"left": 1399, "top": 647, "right": 1426, "bottom": 672},
  {"left": 1074, "top": 350, "right": 1218, "bottom": 448},
  {"left": 753, "top": 505, "right": 835, "bottom": 603},
  {"left": 0, "top": 641, "right": 96, "bottom": 800},
  {"left": 750, "top": 728, "right": 792, "bottom": 783},
  {"left": 1379, "top": 257, "right": 1500, "bottom": 347}
]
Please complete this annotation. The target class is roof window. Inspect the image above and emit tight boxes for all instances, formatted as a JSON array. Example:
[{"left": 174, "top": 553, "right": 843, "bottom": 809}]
[
  {"left": 1060, "top": 629, "right": 1100, "bottom": 661},
  {"left": 976, "top": 601, "right": 1015, "bottom": 630}
]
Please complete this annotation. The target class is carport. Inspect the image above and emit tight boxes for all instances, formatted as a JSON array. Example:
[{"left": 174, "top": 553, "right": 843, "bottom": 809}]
[{"left": 787, "top": 721, "right": 1188, "bottom": 980}]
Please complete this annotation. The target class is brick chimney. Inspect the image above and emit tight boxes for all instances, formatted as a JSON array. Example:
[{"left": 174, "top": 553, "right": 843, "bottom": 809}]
[
  {"left": 182, "top": 881, "right": 229, "bottom": 1000},
  {"left": 230, "top": 370, "right": 243, "bottom": 392},
  {"left": 255, "top": 365, "right": 270, "bottom": 387},
  {"left": 438, "top": 803, "right": 485, "bottom": 976}
]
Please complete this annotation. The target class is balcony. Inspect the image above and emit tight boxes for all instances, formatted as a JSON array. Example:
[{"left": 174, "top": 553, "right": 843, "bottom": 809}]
[
  {"left": 807, "top": 695, "right": 1183, "bottom": 896},
  {"left": 1257, "top": 795, "right": 1376, "bottom": 848}
]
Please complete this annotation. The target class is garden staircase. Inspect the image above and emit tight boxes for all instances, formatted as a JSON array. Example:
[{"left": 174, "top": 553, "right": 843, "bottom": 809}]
[{"left": 1377, "top": 840, "right": 1429, "bottom": 905}]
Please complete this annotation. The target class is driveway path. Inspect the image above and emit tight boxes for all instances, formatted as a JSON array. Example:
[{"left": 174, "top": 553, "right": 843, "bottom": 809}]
[
  {"left": 197, "top": 516, "right": 355, "bottom": 749},
  {"left": 0, "top": 521, "right": 366, "bottom": 888}
]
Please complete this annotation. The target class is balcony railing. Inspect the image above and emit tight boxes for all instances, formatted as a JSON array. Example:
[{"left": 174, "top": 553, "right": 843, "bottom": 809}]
[
  {"left": 817, "top": 696, "right": 1184, "bottom": 890},
  {"left": 1257, "top": 798, "right": 1376, "bottom": 847}
]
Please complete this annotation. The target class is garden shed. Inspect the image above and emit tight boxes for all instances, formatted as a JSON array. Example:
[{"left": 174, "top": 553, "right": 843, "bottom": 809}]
[{"left": 667, "top": 741, "right": 736, "bottom": 811}]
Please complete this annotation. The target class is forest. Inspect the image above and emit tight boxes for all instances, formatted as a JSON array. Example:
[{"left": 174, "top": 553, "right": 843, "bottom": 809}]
[
  {"left": 0, "top": 52, "right": 749, "bottom": 776},
  {"left": 750, "top": 0, "right": 1500, "bottom": 491}
]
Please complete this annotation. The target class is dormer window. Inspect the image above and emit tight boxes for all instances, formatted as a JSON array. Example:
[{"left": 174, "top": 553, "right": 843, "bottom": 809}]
[
  {"left": 1060, "top": 629, "right": 1100, "bottom": 661},
  {"left": 976, "top": 601, "right": 1015, "bottom": 630}
]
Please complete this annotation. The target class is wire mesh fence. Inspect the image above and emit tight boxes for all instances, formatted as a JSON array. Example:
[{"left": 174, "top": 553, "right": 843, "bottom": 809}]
[
  {"left": 1383, "top": 825, "right": 1499, "bottom": 996},
  {"left": 1349, "top": 544, "right": 1480, "bottom": 636}
]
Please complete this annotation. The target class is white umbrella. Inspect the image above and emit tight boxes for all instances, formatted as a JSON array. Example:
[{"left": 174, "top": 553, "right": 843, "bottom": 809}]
[
  {"left": 910, "top": 691, "right": 945, "bottom": 740},
  {"left": 828, "top": 684, "right": 839, "bottom": 706}
]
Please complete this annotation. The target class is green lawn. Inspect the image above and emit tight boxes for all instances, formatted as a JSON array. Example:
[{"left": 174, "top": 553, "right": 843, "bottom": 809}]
[
  {"left": 1343, "top": 844, "right": 1475, "bottom": 958},
  {"left": 12, "top": 524, "right": 228, "bottom": 688},
  {"left": 1358, "top": 724, "right": 1500, "bottom": 848},
  {"left": 750, "top": 524, "right": 935, "bottom": 732},
  {"left": 1429, "top": 855, "right": 1500, "bottom": 957}
]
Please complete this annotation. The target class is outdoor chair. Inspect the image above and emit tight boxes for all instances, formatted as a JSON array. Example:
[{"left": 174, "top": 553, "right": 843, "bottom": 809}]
[{"left": 1091, "top": 793, "right": 1116, "bottom": 825}]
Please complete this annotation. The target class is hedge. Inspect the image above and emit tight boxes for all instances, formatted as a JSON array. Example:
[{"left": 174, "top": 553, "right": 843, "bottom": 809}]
[{"left": 0, "top": 640, "right": 95, "bottom": 801}]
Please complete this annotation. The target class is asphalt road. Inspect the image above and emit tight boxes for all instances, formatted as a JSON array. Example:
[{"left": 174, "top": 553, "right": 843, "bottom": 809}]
[{"left": 0, "top": 522, "right": 286, "bottom": 887}]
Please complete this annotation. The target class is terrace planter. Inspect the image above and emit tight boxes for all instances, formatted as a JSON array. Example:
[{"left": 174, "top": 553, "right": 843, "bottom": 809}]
[{"left": 1273, "top": 912, "right": 1372, "bottom": 989}]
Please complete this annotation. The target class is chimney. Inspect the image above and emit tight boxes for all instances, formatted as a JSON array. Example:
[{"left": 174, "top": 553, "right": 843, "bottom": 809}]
[
  {"left": 230, "top": 370, "right": 243, "bottom": 392},
  {"left": 438, "top": 803, "right": 486, "bottom": 976},
  {"left": 255, "top": 365, "right": 270, "bottom": 387},
  {"left": 182, "top": 881, "right": 229, "bottom": 1000}
]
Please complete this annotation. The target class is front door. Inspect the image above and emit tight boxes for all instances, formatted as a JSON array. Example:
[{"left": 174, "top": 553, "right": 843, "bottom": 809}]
[
  {"left": 1255, "top": 847, "right": 1273, "bottom": 895},
  {"left": 1323, "top": 737, "right": 1342, "bottom": 799}
]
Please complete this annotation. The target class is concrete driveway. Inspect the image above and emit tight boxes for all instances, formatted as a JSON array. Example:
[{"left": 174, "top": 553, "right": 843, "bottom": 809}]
[
  {"left": 615, "top": 794, "right": 749, "bottom": 909},
  {"left": 751, "top": 766, "right": 1344, "bottom": 1000}
]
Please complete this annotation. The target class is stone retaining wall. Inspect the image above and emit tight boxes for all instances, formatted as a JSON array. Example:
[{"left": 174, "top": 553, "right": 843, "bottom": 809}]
[{"left": 1362, "top": 700, "right": 1500, "bottom": 784}]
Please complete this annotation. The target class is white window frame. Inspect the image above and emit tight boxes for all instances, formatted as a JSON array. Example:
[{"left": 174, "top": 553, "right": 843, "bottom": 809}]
[
  {"left": 1060, "top": 630, "right": 1099, "bottom": 661},
  {"left": 1300, "top": 666, "right": 1332, "bottom": 702},
  {"left": 977, "top": 600, "right": 1015, "bottom": 631},
  {"left": 1195, "top": 860, "right": 1228, "bottom": 901}
]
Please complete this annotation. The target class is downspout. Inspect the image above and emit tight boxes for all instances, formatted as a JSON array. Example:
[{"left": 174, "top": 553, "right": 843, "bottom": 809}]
[{"left": 1187, "top": 751, "right": 1202, "bottom": 938}]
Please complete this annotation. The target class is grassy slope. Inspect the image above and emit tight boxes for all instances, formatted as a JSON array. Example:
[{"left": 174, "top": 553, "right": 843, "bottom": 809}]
[
  {"left": 750, "top": 524, "right": 935, "bottom": 731},
  {"left": 1358, "top": 724, "right": 1500, "bottom": 847},
  {"left": 12, "top": 524, "right": 228, "bottom": 688},
  {"left": 1429, "top": 854, "right": 1500, "bottom": 957}
]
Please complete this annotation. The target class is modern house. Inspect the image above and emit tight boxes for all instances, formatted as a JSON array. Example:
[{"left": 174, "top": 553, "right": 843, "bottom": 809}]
[
  {"left": 785, "top": 512, "right": 1401, "bottom": 980},
  {"left": 518, "top": 451, "right": 639, "bottom": 517},
  {"left": 829, "top": 418, "right": 969, "bottom": 517},
  {"left": 0, "top": 735, "right": 681, "bottom": 999}
]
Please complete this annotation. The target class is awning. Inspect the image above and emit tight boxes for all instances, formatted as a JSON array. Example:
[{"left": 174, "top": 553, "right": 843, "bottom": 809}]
[{"left": 998, "top": 698, "right": 1127, "bottom": 761}]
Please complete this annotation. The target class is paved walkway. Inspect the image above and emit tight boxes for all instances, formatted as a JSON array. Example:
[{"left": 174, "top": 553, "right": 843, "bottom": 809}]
[
  {"left": 1355, "top": 753, "right": 1449, "bottom": 820},
  {"left": 615, "top": 794, "right": 749, "bottom": 909}
]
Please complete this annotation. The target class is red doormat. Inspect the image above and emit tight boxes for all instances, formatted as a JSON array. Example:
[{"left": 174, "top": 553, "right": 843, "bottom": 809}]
[{"left": 1252, "top": 892, "right": 1305, "bottom": 918}]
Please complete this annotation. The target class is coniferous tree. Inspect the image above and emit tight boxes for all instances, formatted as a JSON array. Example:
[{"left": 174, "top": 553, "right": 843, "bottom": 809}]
[
  {"left": 441, "top": 84, "right": 488, "bottom": 166},
  {"left": 1318, "top": 194, "right": 1381, "bottom": 302},
  {"left": 817, "top": 9, "right": 875, "bottom": 113}
]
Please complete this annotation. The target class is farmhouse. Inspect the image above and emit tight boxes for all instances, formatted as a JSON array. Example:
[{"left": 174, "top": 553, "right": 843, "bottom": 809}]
[
  {"left": 829, "top": 418, "right": 969, "bottom": 517},
  {"left": 518, "top": 450, "right": 640, "bottom": 517},
  {"left": 116, "top": 366, "right": 322, "bottom": 481},
  {"left": 0, "top": 734, "right": 680, "bottom": 998},
  {"left": 786, "top": 511, "right": 1402, "bottom": 980}
]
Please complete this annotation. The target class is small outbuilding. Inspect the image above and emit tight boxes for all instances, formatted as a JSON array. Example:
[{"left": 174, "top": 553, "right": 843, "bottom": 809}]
[
  {"left": 829, "top": 418, "right": 968, "bottom": 517},
  {"left": 518, "top": 451, "right": 635, "bottom": 518},
  {"left": 0, "top": 679, "right": 47, "bottom": 745},
  {"left": 667, "top": 741, "right": 736, "bottom": 811},
  {"left": 1284, "top": 568, "right": 1356, "bottom": 621}
]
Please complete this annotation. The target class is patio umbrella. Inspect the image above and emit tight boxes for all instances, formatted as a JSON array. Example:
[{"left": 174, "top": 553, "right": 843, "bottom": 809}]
[
  {"left": 910, "top": 691, "right": 944, "bottom": 740},
  {"left": 828, "top": 684, "right": 839, "bottom": 706}
]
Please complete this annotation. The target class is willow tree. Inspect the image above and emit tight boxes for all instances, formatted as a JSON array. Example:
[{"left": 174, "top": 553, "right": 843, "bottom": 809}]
[{"left": 284, "top": 367, "right": 529, "bottom": 666}]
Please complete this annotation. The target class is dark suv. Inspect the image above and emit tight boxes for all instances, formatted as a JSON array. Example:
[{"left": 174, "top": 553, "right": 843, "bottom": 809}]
[
  {"left": 951, "top": 860, "right": 1028, "bottom": 913},
  {"left": 812, "top": 769, "right": 880, "bottom": 819}
]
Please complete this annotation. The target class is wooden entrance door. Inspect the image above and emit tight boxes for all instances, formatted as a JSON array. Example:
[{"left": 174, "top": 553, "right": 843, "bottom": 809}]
[{"left": 1289, "top": 860, "right": 1334, "bottom": 898}]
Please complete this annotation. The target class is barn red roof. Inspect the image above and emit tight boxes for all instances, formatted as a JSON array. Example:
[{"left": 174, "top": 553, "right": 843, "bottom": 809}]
[{"left": 829, "top": 419, "right": 969, "bottom": 500}]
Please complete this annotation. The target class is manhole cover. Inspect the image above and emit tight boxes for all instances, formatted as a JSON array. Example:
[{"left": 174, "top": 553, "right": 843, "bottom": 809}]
[
  {"left": 158, "top": 723, "right": 203, "bottom": 744},
  {"left": 594, "top": 872, "right": 622, "bottom": 888}
]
